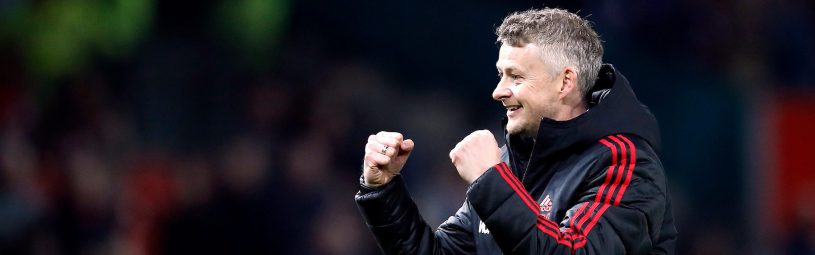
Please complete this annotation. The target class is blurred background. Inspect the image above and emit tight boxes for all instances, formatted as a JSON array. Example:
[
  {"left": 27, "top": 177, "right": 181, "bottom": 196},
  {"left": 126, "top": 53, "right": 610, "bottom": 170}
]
[{"left": 0, "top": 0, "right": 814, "bottom": 254}]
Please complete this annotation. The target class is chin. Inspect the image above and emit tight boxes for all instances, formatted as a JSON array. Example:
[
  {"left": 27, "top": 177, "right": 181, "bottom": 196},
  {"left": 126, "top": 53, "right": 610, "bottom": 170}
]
[
  {"left": 505, "top": 122, "right": 523, "bottom": 135},
  {"left": 506, "top": 120, "right": 537, "bottom": 137}
]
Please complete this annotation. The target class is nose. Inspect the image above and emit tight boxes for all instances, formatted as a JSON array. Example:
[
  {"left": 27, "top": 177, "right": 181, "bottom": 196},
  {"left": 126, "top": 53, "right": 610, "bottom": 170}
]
[{"left": 492, "top": 81, "right": 512, "bottom": 101}]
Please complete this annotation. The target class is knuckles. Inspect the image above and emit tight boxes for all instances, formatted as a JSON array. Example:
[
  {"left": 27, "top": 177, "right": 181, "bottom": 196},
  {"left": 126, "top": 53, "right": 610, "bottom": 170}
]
[
  {"left": 459, "top": 130, "right": 493, "bottom": 147},
  {"left": 375, "top": 131, "right": 404, "bottom": 142}
]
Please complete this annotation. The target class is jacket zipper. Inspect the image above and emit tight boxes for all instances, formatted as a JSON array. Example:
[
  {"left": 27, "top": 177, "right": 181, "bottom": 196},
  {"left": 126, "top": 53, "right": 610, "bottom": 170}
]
[{"left": 507, "top": 137, "right": 532, "bottom": 188}]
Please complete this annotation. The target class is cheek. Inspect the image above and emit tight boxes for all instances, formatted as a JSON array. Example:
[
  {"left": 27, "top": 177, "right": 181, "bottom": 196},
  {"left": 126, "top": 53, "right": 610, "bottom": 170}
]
[
  {"left": 509, "top": 85, "right": 522, "bottom": 96},
  {"left": 522, "top": 97, "right": 551, "bottom": 120}
]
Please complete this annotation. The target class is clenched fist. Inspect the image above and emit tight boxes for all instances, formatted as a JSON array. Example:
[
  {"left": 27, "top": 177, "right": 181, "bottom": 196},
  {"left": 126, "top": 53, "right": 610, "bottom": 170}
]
[
  {"left": 362, "top": 131, "right": 415, "bottom": 188},
  {"left": 449, "top": 130, "right": 501, "bottom": 184}
]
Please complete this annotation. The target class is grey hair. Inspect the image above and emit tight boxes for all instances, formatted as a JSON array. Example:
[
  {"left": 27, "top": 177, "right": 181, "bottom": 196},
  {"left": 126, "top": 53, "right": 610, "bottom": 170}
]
[{"left": 496, "top": 8, "right": 603, "bottom": 101}]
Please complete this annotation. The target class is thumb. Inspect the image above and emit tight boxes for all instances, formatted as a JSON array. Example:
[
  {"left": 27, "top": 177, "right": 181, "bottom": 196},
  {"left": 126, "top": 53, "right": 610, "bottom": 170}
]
[{"left": 399, "top": 139, "right": 415, "bottom": 155}]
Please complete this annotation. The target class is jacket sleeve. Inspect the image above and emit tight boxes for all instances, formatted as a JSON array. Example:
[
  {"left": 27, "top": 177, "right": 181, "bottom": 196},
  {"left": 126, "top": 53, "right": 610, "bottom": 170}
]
[
  {"left": 355, "top": 175, "right": 475, "bottom": 254},
  {"left": 466, "top": 134, "right": 672, "bottom": 254}
]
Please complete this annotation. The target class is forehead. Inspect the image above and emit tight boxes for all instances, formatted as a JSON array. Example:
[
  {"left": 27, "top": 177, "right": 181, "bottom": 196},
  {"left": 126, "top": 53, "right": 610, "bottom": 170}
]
[{"left": 496, "top": 43, "right": 545, "bottom": 70}]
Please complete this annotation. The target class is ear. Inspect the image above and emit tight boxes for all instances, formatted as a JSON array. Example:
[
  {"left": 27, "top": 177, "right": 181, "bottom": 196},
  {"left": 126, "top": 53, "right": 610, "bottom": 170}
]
[{"left": 558, "top": 67, "right": 578, "bottom": 100}]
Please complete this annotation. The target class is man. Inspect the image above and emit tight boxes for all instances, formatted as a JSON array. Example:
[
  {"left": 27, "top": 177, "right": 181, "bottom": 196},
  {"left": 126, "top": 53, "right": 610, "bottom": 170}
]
[{"left": 356, "top": 8, "right": 677, "bottom": 254}]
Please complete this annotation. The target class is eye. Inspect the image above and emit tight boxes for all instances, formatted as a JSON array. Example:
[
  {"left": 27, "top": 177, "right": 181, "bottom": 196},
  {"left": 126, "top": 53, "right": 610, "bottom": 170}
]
[{"left": 511, "top": 74, "right": 523, "bottom": 83}]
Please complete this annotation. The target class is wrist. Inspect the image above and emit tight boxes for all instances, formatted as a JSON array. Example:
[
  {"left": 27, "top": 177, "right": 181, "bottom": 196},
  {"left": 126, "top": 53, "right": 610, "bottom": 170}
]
[
  {"left": 361, "top": 175, "right": 384, "bottom": 189},
  {"left": 359, "top": 174, "right": 401, "bottom": 195},
  {"left": 360, "top": 174, "right": 397, "bottom": 190},
  {"left": 362, "top": 168, "right": 398, "bottom": 187},
  {"left": 465, "top": 163, "right": 498, "bottom": 184}
]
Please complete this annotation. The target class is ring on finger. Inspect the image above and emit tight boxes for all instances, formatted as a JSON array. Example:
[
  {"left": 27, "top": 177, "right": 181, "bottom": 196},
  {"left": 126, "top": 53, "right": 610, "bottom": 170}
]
[{"left": 381, "top": 145, "right": 389, "bottom": 155}]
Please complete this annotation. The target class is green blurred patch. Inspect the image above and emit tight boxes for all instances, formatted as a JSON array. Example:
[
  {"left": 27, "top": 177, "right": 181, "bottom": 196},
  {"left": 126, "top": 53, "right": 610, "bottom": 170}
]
[
  {"left": 216, "top": 0, "right": 290, "bottom": 68},
  {"left": 1, "top": 0, "right": 153, "bottom": 83},
  {"left": 0, "top": 0, "right": 290, "bottom": 86}
]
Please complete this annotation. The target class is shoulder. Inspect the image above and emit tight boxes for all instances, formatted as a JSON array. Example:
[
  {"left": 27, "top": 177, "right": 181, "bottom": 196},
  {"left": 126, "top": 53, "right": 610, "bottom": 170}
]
[
  {"left": 588, "top": 134, "right": 668, "bottom": 192},
  {"left": 583, "top": 134, "right": 665, "bottom": 181},
  {"left": 585, "top": 134, "right": 659, "bottom": 164}
]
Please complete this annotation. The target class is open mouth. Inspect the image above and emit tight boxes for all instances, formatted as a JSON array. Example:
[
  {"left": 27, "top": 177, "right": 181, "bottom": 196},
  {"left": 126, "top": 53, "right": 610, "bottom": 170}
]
[
  {"left": 506, "top": 105, "right": 522, "bottom": 112},
  {"left": 505, "top": 105, "right": 523, "bottom": 116}
]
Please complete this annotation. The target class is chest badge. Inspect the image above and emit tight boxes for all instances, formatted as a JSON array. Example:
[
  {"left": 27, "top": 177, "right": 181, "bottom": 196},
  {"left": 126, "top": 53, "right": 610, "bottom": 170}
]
[{"left": 540, "top": 195, "right": 553, "bottom": 213}]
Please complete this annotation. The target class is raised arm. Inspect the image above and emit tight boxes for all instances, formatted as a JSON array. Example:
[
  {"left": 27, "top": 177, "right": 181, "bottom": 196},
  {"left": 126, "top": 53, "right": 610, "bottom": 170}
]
[{"left": 355, "top": 131, "right": 476, "bottom": 254}]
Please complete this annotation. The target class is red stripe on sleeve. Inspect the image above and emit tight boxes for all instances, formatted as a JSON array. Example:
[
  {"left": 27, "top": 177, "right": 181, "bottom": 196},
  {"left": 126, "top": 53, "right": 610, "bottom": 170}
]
[
  {"left": 612, "top": 135, "right": 637, "bottom": 206},
  {"left": 580, "top": 134, "right": 638, "bottom": 239},
  {"left": 582, "top": 204, "right": 612, "bottom": 235},
  {"left": 576, "top": 136, "right": 625, "bottom": 232},
  {"left": 497, "top": 162, "right": 539, "bottom": 212},
  {"left": 493, "top": 162, "right": 577, "bottom": 247},
  {"left": 596, "top": 139, "right": 619, "bottom": 204},
  {"left": 569, "top": 202, "right": 591, "bottom": 232},
  {"left": 494, "top": 162, "right": 539, "bottom": 214},
  {"left": 537, "top": 216, "right": 563, "bottom": 235},
  {"left": 603, "top": 135, "right": 629, "bottom": 205}
]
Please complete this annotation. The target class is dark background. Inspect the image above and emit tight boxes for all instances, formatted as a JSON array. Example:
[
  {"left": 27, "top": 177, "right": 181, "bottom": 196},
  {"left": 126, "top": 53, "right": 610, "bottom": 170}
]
[{"left": 1, "top": 0, "right": 814, "bottom": 254}]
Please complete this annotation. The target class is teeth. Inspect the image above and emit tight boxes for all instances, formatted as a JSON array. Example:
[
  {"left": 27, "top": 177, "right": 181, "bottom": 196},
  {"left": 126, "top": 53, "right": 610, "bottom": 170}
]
[{"left": 508, "top": 106, "right": 521, "bottom": 111}]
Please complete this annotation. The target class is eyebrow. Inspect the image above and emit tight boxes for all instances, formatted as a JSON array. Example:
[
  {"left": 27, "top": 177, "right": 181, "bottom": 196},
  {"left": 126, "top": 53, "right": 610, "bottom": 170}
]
[{"left": 496, "top": 65, "right": 522, "bottom": 74}]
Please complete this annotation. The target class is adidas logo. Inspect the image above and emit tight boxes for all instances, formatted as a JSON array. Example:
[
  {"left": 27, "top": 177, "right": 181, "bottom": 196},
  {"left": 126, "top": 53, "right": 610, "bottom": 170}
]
[{"left": 540, "top": 195, "right": 553, "bottom": 213}]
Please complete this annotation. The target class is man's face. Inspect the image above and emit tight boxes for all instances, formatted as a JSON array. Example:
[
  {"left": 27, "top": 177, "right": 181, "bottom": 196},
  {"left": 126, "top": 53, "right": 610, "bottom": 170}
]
[{"left": 493, "top": 43, "right": 563, "bottom": 137}]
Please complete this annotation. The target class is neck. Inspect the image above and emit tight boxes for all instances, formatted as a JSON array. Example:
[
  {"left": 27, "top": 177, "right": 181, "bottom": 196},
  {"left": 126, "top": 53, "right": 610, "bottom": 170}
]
[
  {"left": 553, "top": 103, "right": 588, "bottom": 121},
  {"left": 528, "top": 103, "right": 588, "bottom": 140}
]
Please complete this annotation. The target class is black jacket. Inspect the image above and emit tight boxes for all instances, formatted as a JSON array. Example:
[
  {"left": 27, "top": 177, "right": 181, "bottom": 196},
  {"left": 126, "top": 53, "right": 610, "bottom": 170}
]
[{"left": 355, "top": 64, "right": 678, "bottom": 254}]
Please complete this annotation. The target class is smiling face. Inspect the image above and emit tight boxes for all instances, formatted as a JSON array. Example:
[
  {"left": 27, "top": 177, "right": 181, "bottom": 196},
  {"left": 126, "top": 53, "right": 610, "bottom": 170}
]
[{"left": 493, "top": 43, "right": 581, "bottom": 137}]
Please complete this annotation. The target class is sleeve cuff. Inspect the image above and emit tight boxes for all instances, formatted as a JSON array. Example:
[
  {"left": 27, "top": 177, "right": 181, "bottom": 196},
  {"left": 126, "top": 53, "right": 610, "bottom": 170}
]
[
  {"left": 358, "top": 174, "right": 391, "bottom": 194},
  {"left": 466, "top": 163, "right": 514, "bottom": 218},
  {"left": 355, "top": 175, "right": 416, "bottom": 226},
  {"left": 466, "top": 162, "right": 540, "bottom": 246}
]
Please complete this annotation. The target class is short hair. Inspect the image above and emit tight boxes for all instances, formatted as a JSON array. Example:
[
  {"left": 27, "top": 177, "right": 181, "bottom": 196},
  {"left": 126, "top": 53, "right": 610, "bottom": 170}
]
[{"left": 496, "top": 8, "right": 603, "bottom": 102}]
